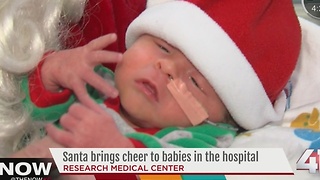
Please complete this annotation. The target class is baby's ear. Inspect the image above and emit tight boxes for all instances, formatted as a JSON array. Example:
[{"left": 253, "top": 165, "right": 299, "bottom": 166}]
[{"left": 146, "top": 0, "right": 176, "bottom": 8}]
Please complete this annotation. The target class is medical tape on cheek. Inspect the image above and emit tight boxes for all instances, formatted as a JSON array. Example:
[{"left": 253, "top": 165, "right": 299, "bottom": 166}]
[{"left": 167, "top": 78, "right": 209, "bottom": 126}]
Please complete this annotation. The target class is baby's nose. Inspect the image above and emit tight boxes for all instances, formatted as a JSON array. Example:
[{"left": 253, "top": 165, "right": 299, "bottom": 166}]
[{"left": 156, "top": 59, "right": 178, "bottom": 80}]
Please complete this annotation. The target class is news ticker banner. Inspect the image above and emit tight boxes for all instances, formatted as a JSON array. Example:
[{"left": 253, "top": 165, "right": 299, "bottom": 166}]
[{"left": 49, "top": 148, "right": 293, "bottom": 175}]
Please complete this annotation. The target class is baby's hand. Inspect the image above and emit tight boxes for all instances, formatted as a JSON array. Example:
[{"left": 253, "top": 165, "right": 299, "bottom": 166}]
[
  {"left": 46, "top": 103, "right": 134, "bottom": 148},
  {"left": 41, "top": 33, "right": 122, "bottom": 108}
]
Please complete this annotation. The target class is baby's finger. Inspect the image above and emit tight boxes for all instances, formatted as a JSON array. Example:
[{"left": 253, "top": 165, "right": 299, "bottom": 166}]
[
  {"left": 86, "top": 33, "right": 117, "bottom": 51},
  {"left": 70, "top": 80, "right": 98, "bottom": 104},
  {"left": 73, "top": 85, "right": 107, "bottom": 115},
  {"left": 46, "top": 123, "right": 74, "bottom": 147},
  {"left": 67, "top": 78, "right": 100, "bottom": 105},
  {"left": 82, "top": 71, "right": 119, "bottom": 98},
  {"left": 88, "top": 50, "right": 122, "bottom": 66},
  {"left": 59, "top": 114, "right": 78, "bottom": 132}
]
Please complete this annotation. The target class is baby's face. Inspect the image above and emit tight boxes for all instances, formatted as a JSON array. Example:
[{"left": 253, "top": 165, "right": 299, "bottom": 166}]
[{"left": 114, "top": 35, "right": 227, "bottom": 128}]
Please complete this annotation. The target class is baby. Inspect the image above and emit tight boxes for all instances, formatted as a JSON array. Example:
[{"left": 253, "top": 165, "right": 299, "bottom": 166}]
[{"left": 12, "top": 0, "right": 300, "bottom": 155}]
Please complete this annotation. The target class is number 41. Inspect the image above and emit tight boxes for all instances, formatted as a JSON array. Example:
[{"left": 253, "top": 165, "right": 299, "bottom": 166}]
[{"left": 296, "top": 149, "right": 320, "bottom": 174}]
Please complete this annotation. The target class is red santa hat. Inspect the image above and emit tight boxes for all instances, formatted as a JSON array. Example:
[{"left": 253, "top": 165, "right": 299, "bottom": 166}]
[{"left": 125, "top": 0, "right": 301, "bottom": 130}]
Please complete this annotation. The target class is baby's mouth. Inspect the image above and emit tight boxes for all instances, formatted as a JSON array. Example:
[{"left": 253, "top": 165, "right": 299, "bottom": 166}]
[{"left": 136, "top": 80, "right": 159, "bottom": 102}]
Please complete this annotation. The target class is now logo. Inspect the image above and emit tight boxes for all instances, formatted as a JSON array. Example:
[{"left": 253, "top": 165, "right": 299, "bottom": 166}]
[{"left": 0, "top": 159, "right": 54, "bottom": 177}]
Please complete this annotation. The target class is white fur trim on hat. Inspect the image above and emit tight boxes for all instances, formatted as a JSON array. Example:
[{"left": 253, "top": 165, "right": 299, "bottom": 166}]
[
  {"left": 126, "top": 1, "right": 286, "bottom": 130},
  {"left": 147, "top": 0, "right": 175, "bottom": 8}
]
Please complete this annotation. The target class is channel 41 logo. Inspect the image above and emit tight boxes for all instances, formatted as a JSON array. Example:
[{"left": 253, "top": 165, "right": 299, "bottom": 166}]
[
  {"left": 296, "top": 149, "right": 320, "bottom": 174},
  {"left": 0, "top": 158, "right": 56, "bottom": 179}
]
